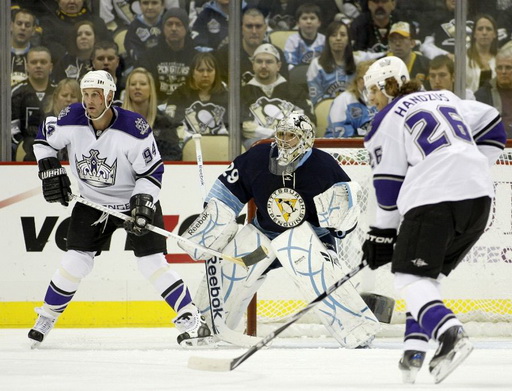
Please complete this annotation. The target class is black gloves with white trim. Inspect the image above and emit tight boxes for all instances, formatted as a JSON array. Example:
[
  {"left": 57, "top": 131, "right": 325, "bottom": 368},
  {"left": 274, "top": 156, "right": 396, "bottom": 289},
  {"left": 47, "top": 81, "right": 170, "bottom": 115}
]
[
  {"left": 123, "top": 194, "right": 156, "bottom": 236},
  {"left": 362, "top": 227, "right": 397, "bottom": 270},
  {"left": 38, "top": 157, "right": 72, "bottom": 206}
]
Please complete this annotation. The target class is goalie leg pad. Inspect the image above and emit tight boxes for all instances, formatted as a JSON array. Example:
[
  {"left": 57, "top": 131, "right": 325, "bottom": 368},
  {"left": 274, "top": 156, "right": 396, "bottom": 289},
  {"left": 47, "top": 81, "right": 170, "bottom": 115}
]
[
  {"left": 271, "top": 222, "right": 380, "bottom": 348},
  {"left": 194, "top": 224, "right": 276, "bottom": 331},
  {"left": 179, "top": 198, "right": 239, "bottom": 260}
]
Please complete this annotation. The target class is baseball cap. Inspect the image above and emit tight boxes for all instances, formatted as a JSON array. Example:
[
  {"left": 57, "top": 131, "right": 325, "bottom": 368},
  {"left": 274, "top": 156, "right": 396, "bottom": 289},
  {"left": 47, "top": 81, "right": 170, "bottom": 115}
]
[
  {"left": 389, "top": 21, "right": 413, "bottom": 38},
  {"left": 251, "top": 43, "right": 280, "bottom": 61}
]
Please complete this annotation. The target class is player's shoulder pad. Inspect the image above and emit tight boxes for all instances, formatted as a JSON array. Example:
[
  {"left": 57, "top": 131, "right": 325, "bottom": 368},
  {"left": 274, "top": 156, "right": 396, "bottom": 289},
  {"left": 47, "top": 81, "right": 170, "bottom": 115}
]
[
  {"left": 56, "top": 102, "right": 89, "bottom": 126},
  {"left": 112, "top": 107, "right": 153, "bottom": 139}
]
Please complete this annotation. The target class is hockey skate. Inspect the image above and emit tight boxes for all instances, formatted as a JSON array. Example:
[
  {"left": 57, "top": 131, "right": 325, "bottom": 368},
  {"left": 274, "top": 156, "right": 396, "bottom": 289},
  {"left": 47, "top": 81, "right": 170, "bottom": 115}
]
[
  {"left": 398, "top": 350, "right": 426, "bottom": 384},
  {"left": 429, "top": 326, "right": 473, "bottom": 383},
  {"left": 174, "top": 307, "right": 214, "bottom": 348},
  {"left": 28, "top": 308, "right": 57, "bottom": 349}
]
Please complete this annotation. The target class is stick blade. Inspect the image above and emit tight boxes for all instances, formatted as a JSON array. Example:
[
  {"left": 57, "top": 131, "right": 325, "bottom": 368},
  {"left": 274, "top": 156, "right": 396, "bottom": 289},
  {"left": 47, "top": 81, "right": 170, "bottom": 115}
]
[
  {"left": 188, "top": 355, "right": 235, "bottom": 372},
  {"left": 241, "top": 245, "right": 269, "bottom": 266}
]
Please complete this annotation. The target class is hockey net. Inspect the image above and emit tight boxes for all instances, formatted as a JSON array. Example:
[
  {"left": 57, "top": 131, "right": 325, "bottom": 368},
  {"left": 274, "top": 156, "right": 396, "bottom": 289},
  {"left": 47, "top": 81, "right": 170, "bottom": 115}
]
[{"left": 246, "top": 139, "right": 512, "bottom": 338}]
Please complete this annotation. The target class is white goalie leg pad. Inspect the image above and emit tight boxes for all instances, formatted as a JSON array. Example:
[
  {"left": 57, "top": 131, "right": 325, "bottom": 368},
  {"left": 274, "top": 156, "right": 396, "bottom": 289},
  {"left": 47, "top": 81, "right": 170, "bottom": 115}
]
[
  {"left": 271, "top": 222, "right": 380, "bottom": 348},
  {"left": 194, "top": 224, "right": 276, "bottom": 330},
  {"left": 178, "top": 198, "right": 239, "bottom": 260},
  {"left": 313, "top": 181, "right": 362, "bottom": 233}
]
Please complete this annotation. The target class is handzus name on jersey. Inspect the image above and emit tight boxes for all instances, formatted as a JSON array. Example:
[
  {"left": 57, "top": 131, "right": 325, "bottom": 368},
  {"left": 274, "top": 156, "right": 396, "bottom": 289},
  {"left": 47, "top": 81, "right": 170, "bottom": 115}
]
[{"left": 393, "top": 92, "right": 449, "bottom": 117}]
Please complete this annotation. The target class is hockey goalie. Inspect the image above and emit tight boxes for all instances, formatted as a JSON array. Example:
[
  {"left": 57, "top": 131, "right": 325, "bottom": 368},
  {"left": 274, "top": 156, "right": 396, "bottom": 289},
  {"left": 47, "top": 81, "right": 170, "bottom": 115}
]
[{"left": 179, "top": 112, "right": 381, "bottom": 348}]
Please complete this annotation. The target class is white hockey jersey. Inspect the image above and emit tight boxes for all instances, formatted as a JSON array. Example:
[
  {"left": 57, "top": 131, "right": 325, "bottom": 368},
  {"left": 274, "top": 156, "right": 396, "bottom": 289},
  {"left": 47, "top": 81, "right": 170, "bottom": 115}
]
[
  {"left": 364, "top": 90, "right": 506, "bottom": 229},
  {"left": 33, "top": 103, "right": 164, "bottom": 211}
]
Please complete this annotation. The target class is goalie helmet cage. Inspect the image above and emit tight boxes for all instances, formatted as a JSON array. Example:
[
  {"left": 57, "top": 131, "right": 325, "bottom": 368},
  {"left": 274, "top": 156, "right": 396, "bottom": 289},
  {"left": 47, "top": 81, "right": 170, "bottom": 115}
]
[{"left": 245, "top": 138, "right": 512, "bottom": 338}]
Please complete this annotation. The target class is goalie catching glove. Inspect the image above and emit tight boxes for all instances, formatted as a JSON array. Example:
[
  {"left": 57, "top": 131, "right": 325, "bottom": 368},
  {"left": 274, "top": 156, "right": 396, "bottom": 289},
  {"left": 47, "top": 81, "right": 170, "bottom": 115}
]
[
  {"left": 38, "top": 157, "right": 72, "bottom": 206},
  {"left": 313, "top": 181, "right": 362, "bottom": 237},
  {"left": 362, "top": 227, "right": 397, "bottom": 270},
  {"left": 123, "top": 194, "right": 156, "bottom": 236},
  {"left": 179, "top": 198, "right": 238, "bottom": 260}
]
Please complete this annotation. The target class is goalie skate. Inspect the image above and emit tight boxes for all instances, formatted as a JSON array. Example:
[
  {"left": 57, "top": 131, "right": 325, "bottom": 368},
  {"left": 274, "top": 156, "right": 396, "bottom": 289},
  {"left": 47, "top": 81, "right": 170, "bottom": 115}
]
[
  {"left": 174, "top": 309, "right": 214, "bottom": 348},
  {"left": 398, "top": 350, "right": 426, "bottom": 384},
  {"left": 28, "top": 308, "right": 56, "bottom": 349},
  {"left": 429, "top": 326, "right": 473, "bottom": 384}
]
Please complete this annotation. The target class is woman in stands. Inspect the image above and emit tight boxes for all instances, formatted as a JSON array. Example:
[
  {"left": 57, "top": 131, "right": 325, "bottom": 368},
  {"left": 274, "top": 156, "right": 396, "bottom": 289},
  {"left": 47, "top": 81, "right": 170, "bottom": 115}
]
[
  {"left": 164, "top": 52, "right": 229, "bottom": 146},
  {"left": 122, "top": 67, "right": 182, "bottom": 161}
]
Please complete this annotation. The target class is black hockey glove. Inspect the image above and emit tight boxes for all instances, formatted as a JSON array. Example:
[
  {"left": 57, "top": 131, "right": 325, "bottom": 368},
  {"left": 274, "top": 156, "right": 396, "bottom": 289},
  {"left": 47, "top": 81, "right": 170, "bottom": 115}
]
[
  {"left": 124, "top": 194, "right": 156, "bottom": 236},
  {"left": 362, "top": 227, "right": 397, "bottom": 270},
  {"left": 38, "top": 157, "right": 72, "bottom": 206}
]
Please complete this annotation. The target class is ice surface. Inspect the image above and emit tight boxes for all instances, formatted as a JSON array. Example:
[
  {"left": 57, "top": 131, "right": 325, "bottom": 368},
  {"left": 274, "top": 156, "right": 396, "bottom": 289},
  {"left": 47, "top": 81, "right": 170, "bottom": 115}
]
[{"left": 1, "top": 328, "right": 511, "bottom": 391}]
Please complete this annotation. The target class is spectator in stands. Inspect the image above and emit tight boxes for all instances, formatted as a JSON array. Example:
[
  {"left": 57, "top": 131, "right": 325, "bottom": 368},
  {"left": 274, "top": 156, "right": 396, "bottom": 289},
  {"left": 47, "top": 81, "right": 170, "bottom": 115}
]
[
  {"left": 241, "top": 43, "right": 313, "bottom": 149},
  {"left": 427, "top": 54, "right": 475, "bottom": 100},
  {"left": 137, "top": 7, "right": 198, "bottom": 103},
  {"left": 42, "top": 78, "right": 81, "bottom": 160},
  {"left": 420, "top": 0, "right": 464, "bottom": 60},
  {"left": 257, "top": 0, "right": 296, "bottom": 31},
  {"left": 306, "top": 20, "right": 354, "bottom": 106},
  {"left": 215, "top": 7, "right": 289, "bottom": 85},
  {"left": 52, "top": 20, "right": 96, "bottom": 83},
  {"left": 39, "top": 0, "right": 112, "bottom": 62},
  {"left": 466, "top": 15, "right": 498, "bottom": 92},
  {"left": 91, "top": 41, "right": 125, "bottom": 104},
  {"left": 475, "top": 46, "right": 512, "bottom": 138},
  {"left": 386, "top": 21, "right": 430, "bottom": 85},
  {"left": 165, "top": 52, "right": 229, "bottom": 146},
  {"left": 11, "top": 46, "right": 55, "bottom": 161},
  {"left": 11, "top": 8, "right": 37, "bottom": 87},
  {"left": 350, "top": 0, "right": 403, "bottom": 54},
  {"left": 123, "top": 67, "right": 182, "bottom": 160},
  {"left": 192, "top": 0, "right": 248, "bottom": 52},
  {"left": 99, "top": 0, "right": 135, "bottom": 33},
  {"left": 124, "top": 0, "right": 165, "bottom": 65},
  {"left": 284, "top": 3, "right": 325, "bottom": 70},
  {"left": 325, "top": 59, "right": 377, "bottom": 138}
]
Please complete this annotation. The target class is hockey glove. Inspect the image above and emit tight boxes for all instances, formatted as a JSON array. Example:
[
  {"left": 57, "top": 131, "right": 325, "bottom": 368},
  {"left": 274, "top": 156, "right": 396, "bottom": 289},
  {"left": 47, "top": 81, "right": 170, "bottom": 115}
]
[
  {"left": 38, "top": 157, "right": 72, "bottom": 206},
  {"left": 123, "top": 194, "right": 156, "bottom": 236},
  {"left": 362, "top": 227, "right": 397, "bottom": 270}
]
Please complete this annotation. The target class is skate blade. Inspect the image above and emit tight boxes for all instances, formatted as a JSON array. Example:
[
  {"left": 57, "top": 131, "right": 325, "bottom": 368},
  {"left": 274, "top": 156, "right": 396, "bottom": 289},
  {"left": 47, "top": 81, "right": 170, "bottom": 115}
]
[
  {"left": 400, "top": 367, "right": 420, "bottom": 384},
  {"left": 30, "top": 340, "right": 42, "bottom": 350},
  {"left": 432, "top": 339, "right": 473, "bottom": 384},
  {"left": 179, "top": 336, "right": 217, "bottom": 349}
]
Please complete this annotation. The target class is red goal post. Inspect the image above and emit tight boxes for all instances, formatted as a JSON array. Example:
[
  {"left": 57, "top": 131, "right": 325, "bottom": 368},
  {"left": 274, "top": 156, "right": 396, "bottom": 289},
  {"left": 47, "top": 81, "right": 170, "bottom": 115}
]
[{"left": 245, "top": 138, "right": 512, "bottom": 338}]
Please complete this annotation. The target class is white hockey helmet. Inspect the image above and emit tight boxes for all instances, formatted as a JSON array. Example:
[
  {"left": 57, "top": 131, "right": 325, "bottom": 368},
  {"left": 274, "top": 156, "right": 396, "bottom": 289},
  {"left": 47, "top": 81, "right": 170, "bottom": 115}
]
[
  {"left": 363, "top": 56, "right": 409, "bottom": 99},
  {"left": 274, "top": 111, "right": 315, "bottom": 166},
  {"left": 80, "top": 70, "right": 117, "bottom": 102}
]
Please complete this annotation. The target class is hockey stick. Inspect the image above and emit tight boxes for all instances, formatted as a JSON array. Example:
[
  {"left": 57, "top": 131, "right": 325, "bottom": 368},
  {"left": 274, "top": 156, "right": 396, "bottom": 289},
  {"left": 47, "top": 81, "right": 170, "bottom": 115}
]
[
  {"left": 192, "top": 133, "right": 262, "bottom": 347},
  {"left": 68, "top": 194, "right": 267, "bottom": 267},
  {"left": 188, "top": 260, "right": 368, "bottom": 371}
]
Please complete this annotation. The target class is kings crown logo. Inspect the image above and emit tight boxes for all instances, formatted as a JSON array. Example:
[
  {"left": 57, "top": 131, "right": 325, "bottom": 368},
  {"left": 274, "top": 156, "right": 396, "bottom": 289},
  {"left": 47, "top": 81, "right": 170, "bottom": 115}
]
[{"left": 76, "top": 149, "right": 117, "bottom": 187}]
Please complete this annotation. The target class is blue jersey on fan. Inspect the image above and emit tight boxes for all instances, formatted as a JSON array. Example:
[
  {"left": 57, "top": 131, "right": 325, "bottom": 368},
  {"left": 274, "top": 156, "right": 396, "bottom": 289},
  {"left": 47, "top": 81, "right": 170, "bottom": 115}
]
[{"left": 206, "top": 142, "right": 351, "bottom": 239}]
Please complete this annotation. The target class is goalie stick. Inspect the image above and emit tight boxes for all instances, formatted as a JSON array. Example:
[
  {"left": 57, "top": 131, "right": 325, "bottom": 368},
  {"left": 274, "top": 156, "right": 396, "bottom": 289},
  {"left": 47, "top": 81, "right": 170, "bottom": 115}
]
[
  {"left": 192, "top": 133, "right": 262, "bottom": 347},
  {"left": 188, "top": 261, "right": 368, "bottom": 372},
  {"left": 68, "top": 194, "right": 267, "bottom": 267}
]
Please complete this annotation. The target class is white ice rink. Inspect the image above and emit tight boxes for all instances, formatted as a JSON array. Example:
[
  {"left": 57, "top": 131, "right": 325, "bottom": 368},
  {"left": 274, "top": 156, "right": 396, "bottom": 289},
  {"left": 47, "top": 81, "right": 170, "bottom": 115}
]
[{"left": 1, "top": 328, "right": 511, "bottom": 391}]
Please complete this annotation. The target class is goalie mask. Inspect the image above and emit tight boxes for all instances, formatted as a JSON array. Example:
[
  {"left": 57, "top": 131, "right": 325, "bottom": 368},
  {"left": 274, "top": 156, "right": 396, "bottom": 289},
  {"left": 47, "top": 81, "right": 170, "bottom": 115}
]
[
  {"left": 80, "top": 70, "right": 117, "bottom": 119},
  {"left": 270, "top": 112, "right": 315, "bottom": 174},
  {"left": 363, "top": 56, "right": 409, "bottom": 100}
]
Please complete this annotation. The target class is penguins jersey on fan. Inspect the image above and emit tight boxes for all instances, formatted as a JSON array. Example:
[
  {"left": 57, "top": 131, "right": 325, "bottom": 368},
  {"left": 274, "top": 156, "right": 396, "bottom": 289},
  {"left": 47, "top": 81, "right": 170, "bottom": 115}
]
[
  {"left": 364, "top": 90, "right": 506, "bottom": 230},
  {"left": 33, "top": 102, "right": 164, "bottom": 211},
  {"left": 206, "top": 142, "right": 351, "bottom": 237}
]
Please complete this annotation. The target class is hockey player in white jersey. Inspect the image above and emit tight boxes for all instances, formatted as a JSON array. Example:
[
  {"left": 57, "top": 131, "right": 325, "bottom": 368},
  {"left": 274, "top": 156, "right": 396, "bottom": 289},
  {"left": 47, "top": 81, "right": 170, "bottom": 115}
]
[
  {"left": 29, "top": 70, "right": 211, "bottom": 348},
  {"left": 361, "top": 56, "right": 507, "bottom": 383}
]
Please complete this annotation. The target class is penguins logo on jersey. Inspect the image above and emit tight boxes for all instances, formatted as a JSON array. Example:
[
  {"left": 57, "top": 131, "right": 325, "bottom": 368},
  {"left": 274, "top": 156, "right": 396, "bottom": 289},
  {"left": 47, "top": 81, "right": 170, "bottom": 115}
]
[
  {"left": 267, "top": 188, "right": 306, "bottom": 227},
  {"left": 76, "top": 149, "right": 117, "bottom": 187},
  {"left": 184, "top": 101, "right": 226, "bottom": 135},
  {"left": 249, "top": 97, "right": 295, "bottom": 129}
]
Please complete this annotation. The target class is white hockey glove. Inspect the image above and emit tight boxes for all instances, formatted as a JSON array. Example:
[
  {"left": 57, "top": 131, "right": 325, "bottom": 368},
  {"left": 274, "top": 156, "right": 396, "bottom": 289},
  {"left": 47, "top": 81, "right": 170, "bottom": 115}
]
[
  {"left": 314, "top": 181, "right": 362, "bottom": 235},
  {"left": 179, "top": 198, "right": 239, "bottom": 261}
]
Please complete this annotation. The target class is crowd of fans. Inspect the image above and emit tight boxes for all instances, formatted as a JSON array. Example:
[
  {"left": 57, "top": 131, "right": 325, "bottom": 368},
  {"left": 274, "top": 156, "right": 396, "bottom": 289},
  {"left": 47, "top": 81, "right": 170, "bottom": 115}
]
[{"left": 9, "top": 0, "right": 512, "bottom": 161}]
